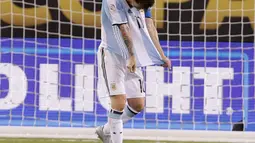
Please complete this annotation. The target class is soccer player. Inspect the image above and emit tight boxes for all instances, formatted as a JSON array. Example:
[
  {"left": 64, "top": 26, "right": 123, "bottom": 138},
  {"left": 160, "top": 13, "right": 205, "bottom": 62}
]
[{"left": 96, "top": 0, "right": 171, "bottom": 143}]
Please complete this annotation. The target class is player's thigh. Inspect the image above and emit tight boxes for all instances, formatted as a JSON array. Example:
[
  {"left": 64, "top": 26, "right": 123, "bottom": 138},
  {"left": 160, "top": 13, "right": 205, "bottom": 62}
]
[
  {"left": 125, "top": 68, "right": 145, "bottom": 98},
  {"left": 98, "top": 47, "right": 127, "bottom": 96}
]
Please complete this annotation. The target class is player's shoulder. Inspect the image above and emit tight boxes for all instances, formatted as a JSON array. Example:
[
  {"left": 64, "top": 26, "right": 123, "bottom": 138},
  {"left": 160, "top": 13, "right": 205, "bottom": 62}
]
[
  {"left": 139, "top": 8, "right": 150, "bottom": 14},
  {"left": 103, "top": 0, "right": 124, "bottom": 10},
  {"left": 103, "top": 0, "right": 122, "bottom": 4},
  {"left": 144, "top": 7, "right": 152, "bottom": 18},
  {"left": 145, "top": 7, "right": 152, "bottom": 13}
]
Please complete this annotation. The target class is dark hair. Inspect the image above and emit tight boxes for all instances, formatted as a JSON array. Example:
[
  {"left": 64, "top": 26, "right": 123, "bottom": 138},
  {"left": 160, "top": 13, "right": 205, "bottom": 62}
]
[{"left": 135, "top": 0, "right": 155, "bottom": 9}]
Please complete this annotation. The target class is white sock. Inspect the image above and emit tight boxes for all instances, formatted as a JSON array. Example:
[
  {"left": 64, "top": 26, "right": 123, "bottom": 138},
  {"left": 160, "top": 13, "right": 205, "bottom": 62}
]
[
  {"left": 107, "top": 109, "right": 123, "bottom": 143},
  {"left": 104, "top": 105, "right": 139, "bottom": 134},
  {"left": 122, "top": 105, "right": 139, "bottom": 124},
  {"left": 110, "top": 117, "right": 123, "bottom": 143}
]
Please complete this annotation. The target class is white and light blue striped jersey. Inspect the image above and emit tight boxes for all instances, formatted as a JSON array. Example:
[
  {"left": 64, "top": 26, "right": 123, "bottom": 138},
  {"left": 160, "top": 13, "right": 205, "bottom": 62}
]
[{"left": 100, "top": 0, "right": 164, "bottom": 67}]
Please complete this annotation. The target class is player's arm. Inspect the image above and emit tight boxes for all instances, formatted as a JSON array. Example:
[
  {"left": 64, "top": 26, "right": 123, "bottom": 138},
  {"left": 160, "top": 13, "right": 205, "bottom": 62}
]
[
  {"left": 104, "top": 0, "right": 136, "bottom": 72},
  {"left": 118, "top": 24, "right": 135, "bottom": 57},
  {"left": 145, "top": 9, "right": 171, "bottom": 69},
  {"left": 117, "top": 24, "right": 136, "bottom": 72}
]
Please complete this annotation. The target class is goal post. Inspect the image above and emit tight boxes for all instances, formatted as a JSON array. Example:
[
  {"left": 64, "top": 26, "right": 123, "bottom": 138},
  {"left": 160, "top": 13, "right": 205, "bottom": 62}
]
[{"left": 0, "top": 0, "right": 255, "bottom": 142}]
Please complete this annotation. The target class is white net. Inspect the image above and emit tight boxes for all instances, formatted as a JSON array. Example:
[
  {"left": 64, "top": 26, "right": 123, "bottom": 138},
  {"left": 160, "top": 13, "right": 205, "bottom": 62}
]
[{"left": 0, "top": 0, "right": 255, "bottom": 142}]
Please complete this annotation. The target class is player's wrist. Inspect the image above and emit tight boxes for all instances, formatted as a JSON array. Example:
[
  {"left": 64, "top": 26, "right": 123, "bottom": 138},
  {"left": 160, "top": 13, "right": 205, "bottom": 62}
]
[
  {"left": 161, "top": 55, "right": 168, "bottom": 60},
  {"left": 129, "top": 55, "right": 135, "bottom": 59}
]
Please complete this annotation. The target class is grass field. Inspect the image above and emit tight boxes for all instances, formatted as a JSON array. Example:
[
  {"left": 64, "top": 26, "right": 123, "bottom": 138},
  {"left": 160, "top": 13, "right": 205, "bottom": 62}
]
[{"left": 0, "top": 138, "right": 225, "bottom": 143}]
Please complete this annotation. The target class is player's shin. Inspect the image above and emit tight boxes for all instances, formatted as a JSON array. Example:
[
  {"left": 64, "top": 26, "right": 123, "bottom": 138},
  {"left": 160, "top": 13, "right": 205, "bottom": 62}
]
[{"left": 108, "top": 109, "right": 124, "bottom": 143}]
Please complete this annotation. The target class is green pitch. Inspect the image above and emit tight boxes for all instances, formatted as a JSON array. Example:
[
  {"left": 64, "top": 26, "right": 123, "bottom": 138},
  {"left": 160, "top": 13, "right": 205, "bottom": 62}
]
[{"left": 0, "top": 138, "right": 225, "bottom": 143}]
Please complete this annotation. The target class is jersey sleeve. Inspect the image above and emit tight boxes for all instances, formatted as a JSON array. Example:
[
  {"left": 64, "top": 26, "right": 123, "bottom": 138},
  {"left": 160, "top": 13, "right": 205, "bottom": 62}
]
[
  {"left": 104, "top": 0, "right": 128, "bottom": 25},
  {"left": 145, "top": 8, "right": 152, "bottom": 18}
]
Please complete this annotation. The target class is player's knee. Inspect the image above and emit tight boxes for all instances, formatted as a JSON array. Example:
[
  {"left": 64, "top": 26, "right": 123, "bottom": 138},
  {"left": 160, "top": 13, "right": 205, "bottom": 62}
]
[
  {"left": 133, "top": 102, "right": 144, "bottom": 112},
  {"left": 129, "top": 101, "right": 145, "bottom": 112},
  {"left": 116, "top": 104, "right": 126, "bottom": 111},
  {"left": 127, "top": 97, "right": 145, "bottom": 112},
  {"left": 110, "top": 95, "right": 126, "bottom": 111},
  {"left": 112, "top": 102, "right": 126, "bottom": 111}
]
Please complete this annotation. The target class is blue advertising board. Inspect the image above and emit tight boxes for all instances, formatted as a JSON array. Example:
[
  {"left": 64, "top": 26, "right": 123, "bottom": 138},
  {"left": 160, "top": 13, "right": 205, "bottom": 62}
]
[{"left": 0, "top": 38, "right": 254, "bottom": 131}]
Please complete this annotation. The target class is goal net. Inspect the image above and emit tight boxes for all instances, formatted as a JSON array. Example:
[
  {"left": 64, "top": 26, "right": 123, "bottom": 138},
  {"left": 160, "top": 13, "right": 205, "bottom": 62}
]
[{"left": 0, "top": 0, "right": 255, "bottom": 142}]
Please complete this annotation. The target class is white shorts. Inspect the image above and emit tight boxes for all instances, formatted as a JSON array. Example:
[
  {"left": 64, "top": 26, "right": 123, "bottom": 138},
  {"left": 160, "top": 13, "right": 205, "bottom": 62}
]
[{"left": 97, "top": 47, "right": 145, "bottom": 98}]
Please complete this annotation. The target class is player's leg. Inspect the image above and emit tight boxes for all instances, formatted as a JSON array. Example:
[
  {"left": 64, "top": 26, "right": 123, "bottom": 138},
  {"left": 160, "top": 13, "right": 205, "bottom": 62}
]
[
  {"left": 97, "top": 96, "right": 125, "bottom": 143},
  {"left": 122, "top": 68, "right": 145, "bottom": 123},
  {"left": 122, "top": 97, "right": 144, "bottom": 123},
  {"left": 107, "top": 95, "right": 125, "bottom": 143},
  {"left": 96, "top": 47, "right": 127, "bottom": 143}
]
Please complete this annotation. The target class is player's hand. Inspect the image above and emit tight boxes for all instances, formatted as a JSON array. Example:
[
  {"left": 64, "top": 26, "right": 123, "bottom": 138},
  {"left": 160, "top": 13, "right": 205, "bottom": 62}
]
[
  {"left": 161, "top": 56, "right": 171, "bottom": 70},
  {"left": 127, "top": 55, "right": 136, "bottom": 73}
]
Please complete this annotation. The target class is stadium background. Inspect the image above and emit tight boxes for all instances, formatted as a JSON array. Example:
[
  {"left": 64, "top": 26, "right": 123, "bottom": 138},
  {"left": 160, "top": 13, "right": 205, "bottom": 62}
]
[{"left": 0, "top": 0, "right": 254, "bottom": 131}]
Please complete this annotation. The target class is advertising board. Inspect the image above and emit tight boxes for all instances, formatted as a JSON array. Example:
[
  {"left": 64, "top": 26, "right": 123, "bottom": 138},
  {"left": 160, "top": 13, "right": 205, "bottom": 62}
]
[{"left": 0, "top": 38, "right": 254, "bottom": 131}]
